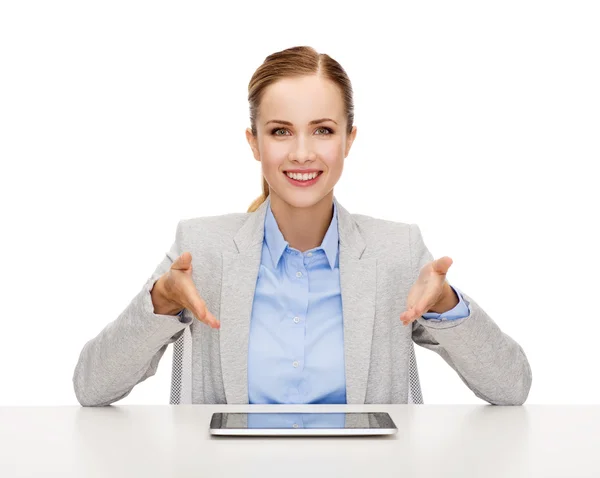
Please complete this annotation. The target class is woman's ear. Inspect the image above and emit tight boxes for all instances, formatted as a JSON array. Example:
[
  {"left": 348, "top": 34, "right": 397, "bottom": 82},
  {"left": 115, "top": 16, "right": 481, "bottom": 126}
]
[
  {"left": 246, "top": 128, "right": 261, "bottom": 162},
  {"left": 345, "top": 125, "right": 357, "bottom": 158}
]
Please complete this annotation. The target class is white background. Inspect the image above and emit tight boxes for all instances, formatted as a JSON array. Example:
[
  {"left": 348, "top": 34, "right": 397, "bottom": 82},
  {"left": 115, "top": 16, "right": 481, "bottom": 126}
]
[{"left": 1, "top": 1, "right": 598, "bottom": 406}]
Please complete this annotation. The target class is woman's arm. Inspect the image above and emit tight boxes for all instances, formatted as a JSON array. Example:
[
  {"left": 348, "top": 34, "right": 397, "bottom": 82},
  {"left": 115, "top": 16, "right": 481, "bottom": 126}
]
[
  {"left": 409, "top": 224, "right": 533, "bottom": 405},
  {"left": 72, "top": 222, "right": 192, "bottom": 406}
]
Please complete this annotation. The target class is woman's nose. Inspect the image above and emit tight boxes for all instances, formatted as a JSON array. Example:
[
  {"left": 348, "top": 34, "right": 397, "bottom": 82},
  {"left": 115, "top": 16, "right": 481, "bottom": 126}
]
[
  {"left": 288, "top": 149, "right": 317, "bottom": 163},
  {"left": 288, "top": 134, "right": 318, "bottom": 161}
]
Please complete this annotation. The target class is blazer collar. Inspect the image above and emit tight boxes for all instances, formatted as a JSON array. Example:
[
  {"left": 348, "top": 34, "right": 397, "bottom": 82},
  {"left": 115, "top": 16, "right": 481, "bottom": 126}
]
[
  {"left": 220, "top": 195, "right": 376, "bottom": 404},
  {"left": 233, "top": 195, "right": 366, "bottom": 260}
]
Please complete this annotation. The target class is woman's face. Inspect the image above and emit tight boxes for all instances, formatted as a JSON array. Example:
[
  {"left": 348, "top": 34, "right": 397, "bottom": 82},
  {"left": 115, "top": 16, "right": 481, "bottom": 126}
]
[{"left": 246, "top": 74, "right": 357, "bottom": 210}]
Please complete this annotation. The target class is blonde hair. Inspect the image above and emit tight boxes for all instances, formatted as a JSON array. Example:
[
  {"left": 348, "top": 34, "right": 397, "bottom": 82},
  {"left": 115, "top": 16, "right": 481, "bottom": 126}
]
[{"left": 246, "top": 46, "right": 355, "bottom": 213}]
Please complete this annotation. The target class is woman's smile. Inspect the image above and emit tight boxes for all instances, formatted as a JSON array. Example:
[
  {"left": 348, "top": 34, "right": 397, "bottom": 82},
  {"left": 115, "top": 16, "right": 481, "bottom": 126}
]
[{"left": 283, "top": 170, "right": 324, "bottom": 187}]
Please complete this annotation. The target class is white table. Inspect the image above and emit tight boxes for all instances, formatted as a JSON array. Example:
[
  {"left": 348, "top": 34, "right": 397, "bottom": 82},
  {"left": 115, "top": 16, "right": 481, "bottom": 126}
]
[{"left": 1, "top": 404, "right": 598, "bottom": 478}]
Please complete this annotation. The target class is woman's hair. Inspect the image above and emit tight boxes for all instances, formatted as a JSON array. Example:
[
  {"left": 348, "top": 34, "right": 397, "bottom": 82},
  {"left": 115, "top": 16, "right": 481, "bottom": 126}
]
[{"left": 246, "top": 46, "right": 355, "bottom": 213}]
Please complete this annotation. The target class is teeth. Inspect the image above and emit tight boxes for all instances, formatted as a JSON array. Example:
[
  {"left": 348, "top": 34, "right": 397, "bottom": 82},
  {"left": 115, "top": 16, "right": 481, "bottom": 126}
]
[{"left": 286, "top": 171, "right": 320, "bottom": 181}]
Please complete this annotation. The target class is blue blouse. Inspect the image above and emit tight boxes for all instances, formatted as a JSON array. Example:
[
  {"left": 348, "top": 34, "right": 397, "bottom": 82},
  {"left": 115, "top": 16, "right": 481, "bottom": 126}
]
[{"left": 245, "top": 198, "right": 470, "bottom": 404}]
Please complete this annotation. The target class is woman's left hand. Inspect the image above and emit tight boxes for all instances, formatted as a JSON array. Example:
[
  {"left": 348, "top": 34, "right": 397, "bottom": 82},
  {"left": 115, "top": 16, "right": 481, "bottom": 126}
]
[{"left": 400, "top": 256, "right": 458, "bottom": 326}]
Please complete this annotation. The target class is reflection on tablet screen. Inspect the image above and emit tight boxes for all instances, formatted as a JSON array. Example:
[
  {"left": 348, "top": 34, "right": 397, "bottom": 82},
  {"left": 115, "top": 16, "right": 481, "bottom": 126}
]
[
  {"left": 219, "top": 412, "right": 394, "bottom": 429},
  {"left": 247, "top": 413, "right": 346, "bottom": 429}
]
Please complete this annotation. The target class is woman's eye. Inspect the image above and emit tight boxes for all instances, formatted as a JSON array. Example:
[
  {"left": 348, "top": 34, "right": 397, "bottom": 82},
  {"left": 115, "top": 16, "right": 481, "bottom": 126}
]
[{"left": 270, "top": 127, "right": 333, "bottom": 136}]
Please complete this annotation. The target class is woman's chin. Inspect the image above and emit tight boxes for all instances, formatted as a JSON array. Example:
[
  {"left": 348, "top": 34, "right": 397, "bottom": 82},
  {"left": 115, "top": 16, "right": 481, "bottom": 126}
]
[{"left": 278, "top": 191, "right": 332, "bottom": 210}]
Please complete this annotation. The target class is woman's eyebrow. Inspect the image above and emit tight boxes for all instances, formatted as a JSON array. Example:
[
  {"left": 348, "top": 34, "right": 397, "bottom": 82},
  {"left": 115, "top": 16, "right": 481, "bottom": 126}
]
[{"left": 265, "top": 118, "right": 338, "bottom": 126}]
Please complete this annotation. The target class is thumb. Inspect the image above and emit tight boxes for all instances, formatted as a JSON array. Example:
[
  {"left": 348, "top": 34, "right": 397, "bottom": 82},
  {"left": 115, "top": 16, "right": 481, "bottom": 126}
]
[
  {"left": 432, "top": 256, "right": 452, "bottom": 275},
  {"left": 172, "top": 251, "right": 192, "bottom": 271}
]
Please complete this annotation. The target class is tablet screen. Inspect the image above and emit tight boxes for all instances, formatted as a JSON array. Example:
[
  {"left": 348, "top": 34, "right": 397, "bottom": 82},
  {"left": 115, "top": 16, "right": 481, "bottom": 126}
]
[{"left": 210, "top": 412, "right": 395, "bottom": 430}]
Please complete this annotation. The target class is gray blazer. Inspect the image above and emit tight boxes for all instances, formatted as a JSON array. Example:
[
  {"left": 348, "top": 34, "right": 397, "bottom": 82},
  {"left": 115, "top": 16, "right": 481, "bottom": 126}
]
[{"left": 73, "top": 196, "right": 532, "bottom": 406}]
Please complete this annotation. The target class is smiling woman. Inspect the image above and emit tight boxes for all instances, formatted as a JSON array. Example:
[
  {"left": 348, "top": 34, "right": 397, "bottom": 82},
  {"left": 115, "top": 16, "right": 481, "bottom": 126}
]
[
  {"left": 73, "top": 45, "right": 532, "bottom": 408},
  {"left": 245, "top": 47, "right": 356, "bottom": 221}
]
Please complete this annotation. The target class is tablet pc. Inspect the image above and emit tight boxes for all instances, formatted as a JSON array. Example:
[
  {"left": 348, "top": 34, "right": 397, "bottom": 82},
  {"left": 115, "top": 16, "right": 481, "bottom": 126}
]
[{"left": 209, "top": 412, "right": 397, "bottom": 436}]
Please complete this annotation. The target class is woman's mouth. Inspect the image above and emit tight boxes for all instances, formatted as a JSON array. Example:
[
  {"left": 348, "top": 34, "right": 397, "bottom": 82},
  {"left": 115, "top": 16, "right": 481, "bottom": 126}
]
[{"left": 283, "top": 171, "right": 323, "bottom": 187}]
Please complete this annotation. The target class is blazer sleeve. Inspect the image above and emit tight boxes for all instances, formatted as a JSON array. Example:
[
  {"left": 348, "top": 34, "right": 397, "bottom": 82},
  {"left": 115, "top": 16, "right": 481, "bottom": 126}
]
[
  {"left": 409, "top": 224, "right": 532, "bottom": 405},
  {"left": 72, "top": 220, "right": 193, "bottom": 406}
]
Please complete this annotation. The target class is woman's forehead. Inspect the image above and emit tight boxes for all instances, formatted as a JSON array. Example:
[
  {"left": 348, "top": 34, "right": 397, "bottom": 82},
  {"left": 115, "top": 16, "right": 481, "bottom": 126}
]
[{"left": 259, "top": 76, "right": 344, "bottom": 121}]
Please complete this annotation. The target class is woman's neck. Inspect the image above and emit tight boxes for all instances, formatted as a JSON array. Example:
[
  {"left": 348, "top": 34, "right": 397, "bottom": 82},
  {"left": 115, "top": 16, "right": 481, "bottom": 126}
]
[{"left": 269, "top": 192, "right": 334, "bottom": 253}]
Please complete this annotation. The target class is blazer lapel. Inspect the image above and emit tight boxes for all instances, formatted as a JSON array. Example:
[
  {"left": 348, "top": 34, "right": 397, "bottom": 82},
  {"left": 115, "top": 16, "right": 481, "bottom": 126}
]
[
  {"left": 336, "top": 199, "right": 377, "bottom": 404},
  {"left": 219, "top": 199, "right": 268, "bottom": 404},
  {"left": 218, "top": 196, "right": 376, "bottom": 405}
]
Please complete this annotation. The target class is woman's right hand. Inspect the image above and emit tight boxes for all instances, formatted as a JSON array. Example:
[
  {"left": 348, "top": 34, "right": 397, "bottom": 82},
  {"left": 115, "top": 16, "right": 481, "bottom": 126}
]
[{"left": 151, "top": 251, "right": 220, "bottom": 328}]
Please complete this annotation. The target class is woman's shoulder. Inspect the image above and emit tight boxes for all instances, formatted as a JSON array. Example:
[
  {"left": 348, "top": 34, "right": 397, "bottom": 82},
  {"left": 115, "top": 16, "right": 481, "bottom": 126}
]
[
  {"left": 346, "top": 210, "right": 430, "bottom": 264},
  {"left": 179, "top": 211, "right": 249, "bottom": 229},
  {"left": 175, "top": 211, "right": 250, "bottom": 246},
  {"left": 350, "top": 210, "right": 413, "bottom": 237}
]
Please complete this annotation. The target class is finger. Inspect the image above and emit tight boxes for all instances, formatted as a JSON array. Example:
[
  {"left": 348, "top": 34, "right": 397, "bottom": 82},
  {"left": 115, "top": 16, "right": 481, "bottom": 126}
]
[
  {"left": 432, "top": 256, "right": 453, "bottom": 275},
  {"left": 190, "top": 297, "right": 219, "bottom": 329},
  {"left": 181, "top": 282, "right": 220, "bottom": 329},
  {"left": 172, "top": 252, "right": 192, "bottom": 271},
  {"left": 402, "top": 309, "right": 414, "bottom": 320},
  {"left": 205, "top": 309, "right": 220, "bottom": 329},
  {"left": 413, "top": 302, "right": 428, "bottom": 317},
  {"left": 405, "top": 305, "right": 423, "bottom": 323},
  {"left": 400, "top": 310, "right": 415, "bottom": 326}
]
